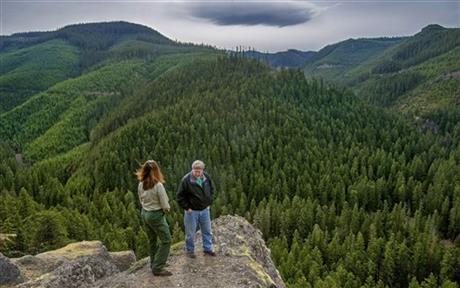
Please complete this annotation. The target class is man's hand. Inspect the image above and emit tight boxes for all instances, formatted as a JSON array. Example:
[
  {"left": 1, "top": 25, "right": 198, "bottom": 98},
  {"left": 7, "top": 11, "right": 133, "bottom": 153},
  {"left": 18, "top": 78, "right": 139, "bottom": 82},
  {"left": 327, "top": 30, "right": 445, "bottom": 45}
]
[{"left": 187, "top": 208, "right": 192, "bottom": 213}]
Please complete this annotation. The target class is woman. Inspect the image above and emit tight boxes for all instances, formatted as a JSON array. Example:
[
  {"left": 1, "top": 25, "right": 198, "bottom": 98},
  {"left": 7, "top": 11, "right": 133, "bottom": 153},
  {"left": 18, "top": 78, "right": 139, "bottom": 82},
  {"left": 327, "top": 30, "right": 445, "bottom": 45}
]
[{"left": 135, "top": 160, "right": 172, "bottom": 276}]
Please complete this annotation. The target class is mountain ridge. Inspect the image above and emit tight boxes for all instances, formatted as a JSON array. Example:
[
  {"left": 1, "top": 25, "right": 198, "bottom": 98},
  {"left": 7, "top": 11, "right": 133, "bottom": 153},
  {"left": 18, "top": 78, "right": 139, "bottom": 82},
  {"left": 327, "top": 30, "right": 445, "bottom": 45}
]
[{"left": 1, "top": 21, "right": 173, "bottom": 52}]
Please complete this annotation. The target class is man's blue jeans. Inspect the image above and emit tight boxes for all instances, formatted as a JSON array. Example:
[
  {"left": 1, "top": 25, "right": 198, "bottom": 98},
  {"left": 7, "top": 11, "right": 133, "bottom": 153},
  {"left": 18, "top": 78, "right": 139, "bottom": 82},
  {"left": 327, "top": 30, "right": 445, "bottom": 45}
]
[{"left": 184, "top": 207, "right": 213, "bottom": 253}]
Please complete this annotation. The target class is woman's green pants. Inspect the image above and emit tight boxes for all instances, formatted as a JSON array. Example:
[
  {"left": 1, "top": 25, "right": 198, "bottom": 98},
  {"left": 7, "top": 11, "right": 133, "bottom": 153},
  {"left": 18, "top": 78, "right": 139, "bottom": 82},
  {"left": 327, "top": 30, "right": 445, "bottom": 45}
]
[{"left": 141, "top": 209, "right": 172, "bottom": 272}]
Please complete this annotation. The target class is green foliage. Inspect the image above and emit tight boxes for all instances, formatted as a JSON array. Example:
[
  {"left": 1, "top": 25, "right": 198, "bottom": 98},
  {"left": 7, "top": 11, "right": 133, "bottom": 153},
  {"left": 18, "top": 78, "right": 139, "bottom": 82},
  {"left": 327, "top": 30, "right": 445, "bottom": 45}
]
[
  {"left": 303, "top": 37, "right": 402, "bottom": 81},
  {"left": 392, "top": 25, "right": 460, "bottom": 69},
  {"left": 27, "top": 210, "right": 70, "bottom": 253},
  {"left": 304, "top": 25, "right": 460, "bottom": 144},
  {"left": 356, "top": 72, "right": 425, "bottom": 106},
  {"left": 335, "top": 27, "right": 460, "bottom": 117},
  {"left": 245, "top": 49, "right": 314, "bottom": 68},
  {"left": 108, "top": 40, "right": 215, "bottom": 62},
  {"left": 0, "top": 40, "right": 79, "bottom": 111},
  {"left": 0, "top": 51, "right": 221, "bottom": 163},
  {"left": 394, "top": 46, "right": 460, "bottom": 116},
  {"left": 135, "top": 230, "right": 149, "bottom": 259},
  {"left": 0, "top": 21, "right": 217, "bottom": 117}
]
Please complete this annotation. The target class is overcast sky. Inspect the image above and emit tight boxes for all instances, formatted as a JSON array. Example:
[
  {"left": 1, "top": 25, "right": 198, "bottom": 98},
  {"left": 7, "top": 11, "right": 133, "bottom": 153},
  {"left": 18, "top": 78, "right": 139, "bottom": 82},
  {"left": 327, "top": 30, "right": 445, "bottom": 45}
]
[{"left": 1, "top": 0, "right": 459, "bottom": 52}]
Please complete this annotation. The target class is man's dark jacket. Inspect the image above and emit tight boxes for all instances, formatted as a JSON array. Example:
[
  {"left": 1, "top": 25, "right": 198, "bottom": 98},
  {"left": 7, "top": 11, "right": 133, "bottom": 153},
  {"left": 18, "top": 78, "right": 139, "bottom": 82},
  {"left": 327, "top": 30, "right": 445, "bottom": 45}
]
[{"left": 176, "top": 172, "right": 213, "bottom": 211}]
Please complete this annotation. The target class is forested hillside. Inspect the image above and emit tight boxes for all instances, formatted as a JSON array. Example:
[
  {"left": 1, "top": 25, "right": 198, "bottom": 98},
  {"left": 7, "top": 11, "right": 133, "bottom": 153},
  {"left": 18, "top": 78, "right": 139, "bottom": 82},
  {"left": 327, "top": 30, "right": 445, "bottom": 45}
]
[
  {"left": 245, "top": 49, "right": 316, "bottom": 68},
  {"left": 303, "top": 25, "right": 460, "bottom": 136},
  {"left": 347, "top": 25, "right": 460, "bottom": 109},
  {"left": 0, "top": 22, "right": 218, "bottom": 162},
  {"left": 0, "top": 21, "right": 215, "bottom": 112},
  {"left": 1, "top": 22, "right": 459, "bottom": 288},
  {"left": 303, "top": 37, "right": 403, "bottom": 81}
]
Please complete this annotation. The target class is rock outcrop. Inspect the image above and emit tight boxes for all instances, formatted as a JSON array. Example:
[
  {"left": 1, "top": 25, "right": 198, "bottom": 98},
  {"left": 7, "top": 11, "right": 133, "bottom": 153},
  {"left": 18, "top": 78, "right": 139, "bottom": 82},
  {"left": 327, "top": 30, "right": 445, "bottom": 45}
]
[
  {"left": 0, "top": 253, "right": 22, "bottom": 285},
  {"left": 108, "top": 251, "right": 136, "bottom": 272},
  {"left": 10, "top": 241, "right": 124, "bottom": 288},
  {"left": 1, "top": 215, "right": 285, "bottom": 288}
]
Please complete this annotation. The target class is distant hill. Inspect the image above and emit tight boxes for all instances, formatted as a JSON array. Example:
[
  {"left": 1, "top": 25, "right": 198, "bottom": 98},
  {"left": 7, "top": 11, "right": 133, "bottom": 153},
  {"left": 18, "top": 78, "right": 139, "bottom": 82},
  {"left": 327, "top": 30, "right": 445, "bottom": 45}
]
[
  {"left": 303, "top": 37, "right": 404, "bottom": 80},
  {"left": 0, "top": 39, "right": 80, "bottom": 112},
  {"left": 0, "top": 21, "right": 220, "bottom": 160},
  {"left": 0, "top": 21, "right": 172, "bottom": 52},
  {"left": 345, "top": 25, "right": 460, "bottom": 131},
  {"left": 244, "top": 49, "right": 316, "bottom": 68},
  {"left": 303, "top": 24, "right": 460, "bottom": 133},
  {"left": 0, "top": 21, "right": 217, "bottom": 112}
]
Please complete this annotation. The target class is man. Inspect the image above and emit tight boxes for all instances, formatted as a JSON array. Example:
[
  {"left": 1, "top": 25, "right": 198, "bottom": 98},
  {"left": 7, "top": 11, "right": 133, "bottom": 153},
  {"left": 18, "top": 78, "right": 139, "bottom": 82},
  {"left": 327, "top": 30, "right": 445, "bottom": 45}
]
[{"left": 177, "top": 160, "right": 216, "bottom": 258}]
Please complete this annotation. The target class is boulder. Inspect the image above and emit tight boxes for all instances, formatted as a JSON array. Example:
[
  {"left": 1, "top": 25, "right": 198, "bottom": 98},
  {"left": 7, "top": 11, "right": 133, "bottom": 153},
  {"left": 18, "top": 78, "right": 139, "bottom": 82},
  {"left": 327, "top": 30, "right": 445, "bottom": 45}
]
[
  {"left": 109, "top": 251, "right": 136, "bottom": 272},
  {"left": 0, "top": 252, "right": 22, "bottom": 285}
]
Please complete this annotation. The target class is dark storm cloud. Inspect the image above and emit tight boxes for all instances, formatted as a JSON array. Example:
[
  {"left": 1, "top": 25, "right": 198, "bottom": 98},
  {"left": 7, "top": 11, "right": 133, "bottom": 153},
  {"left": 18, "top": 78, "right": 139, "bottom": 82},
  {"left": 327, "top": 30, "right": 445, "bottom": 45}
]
[
  {"left": 1, "top": 0, "right": 458, "bottom": 51},
  {"left": 188, "top": 2, "right": 319, "bottom": 27}
]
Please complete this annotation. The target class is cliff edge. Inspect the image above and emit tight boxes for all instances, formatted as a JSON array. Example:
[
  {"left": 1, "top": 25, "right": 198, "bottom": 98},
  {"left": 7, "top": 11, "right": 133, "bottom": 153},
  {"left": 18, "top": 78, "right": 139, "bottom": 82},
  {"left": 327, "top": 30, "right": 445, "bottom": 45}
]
[{"left": 1, "top": 215, "right": 285, "bottom": 288}]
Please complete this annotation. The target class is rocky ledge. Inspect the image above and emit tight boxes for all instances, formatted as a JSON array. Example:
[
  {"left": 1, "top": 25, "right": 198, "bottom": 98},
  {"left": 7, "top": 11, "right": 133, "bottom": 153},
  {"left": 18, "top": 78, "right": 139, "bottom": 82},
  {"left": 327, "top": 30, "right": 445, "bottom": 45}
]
[{"left": 1, "top": 215, "right": 285, "bottom": 288}]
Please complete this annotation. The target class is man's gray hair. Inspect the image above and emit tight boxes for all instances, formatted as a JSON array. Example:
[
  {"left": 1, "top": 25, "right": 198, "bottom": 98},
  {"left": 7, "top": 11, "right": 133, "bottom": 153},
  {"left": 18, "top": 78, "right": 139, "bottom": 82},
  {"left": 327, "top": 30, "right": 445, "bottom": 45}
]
[{"left": 192, "top": 160, "right": 205, "bottom": 169}]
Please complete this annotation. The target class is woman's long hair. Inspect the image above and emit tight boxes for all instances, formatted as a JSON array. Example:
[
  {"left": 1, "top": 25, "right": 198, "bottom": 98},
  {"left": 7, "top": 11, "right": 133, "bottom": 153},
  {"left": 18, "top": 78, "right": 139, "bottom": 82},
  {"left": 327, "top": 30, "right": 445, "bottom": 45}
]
[{"left": 135, "top": 160, "right": 165, "bottom": 190}]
